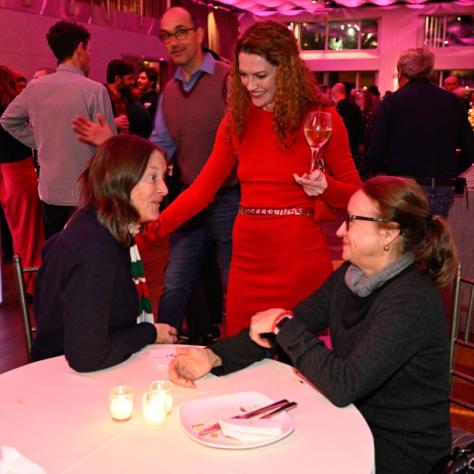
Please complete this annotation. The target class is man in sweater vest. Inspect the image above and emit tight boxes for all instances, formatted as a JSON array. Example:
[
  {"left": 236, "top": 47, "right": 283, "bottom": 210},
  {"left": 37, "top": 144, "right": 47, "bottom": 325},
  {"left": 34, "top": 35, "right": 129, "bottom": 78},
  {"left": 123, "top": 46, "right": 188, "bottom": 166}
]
[{"left": 150, "top": 7, "right": 239, "bottom": 342}]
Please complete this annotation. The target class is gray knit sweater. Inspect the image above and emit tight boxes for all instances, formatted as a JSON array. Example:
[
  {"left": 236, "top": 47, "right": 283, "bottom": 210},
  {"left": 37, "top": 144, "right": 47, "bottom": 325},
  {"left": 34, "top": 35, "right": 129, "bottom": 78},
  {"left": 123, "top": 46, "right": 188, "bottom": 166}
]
[{"left": 211, "top": 263, "right": 450, "bottom": 473}]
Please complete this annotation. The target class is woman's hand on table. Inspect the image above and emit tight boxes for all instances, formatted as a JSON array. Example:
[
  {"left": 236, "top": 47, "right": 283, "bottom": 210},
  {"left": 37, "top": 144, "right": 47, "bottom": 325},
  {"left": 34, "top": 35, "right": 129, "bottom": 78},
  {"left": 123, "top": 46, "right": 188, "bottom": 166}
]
[
  {"left": 169, "top": 347, "right": 222, "bottom": 388},
  {"left": 293, "top": 169, "right": 328, "bottom": 196},
  {"left": 249, "top": 308, "right": 287, "bottom": 349},
  {"left": 155, "top": 323, "right": 178, "bottom": 344},
  {"left": 72, "top": 113, "right": 114, "bottom": 146}
]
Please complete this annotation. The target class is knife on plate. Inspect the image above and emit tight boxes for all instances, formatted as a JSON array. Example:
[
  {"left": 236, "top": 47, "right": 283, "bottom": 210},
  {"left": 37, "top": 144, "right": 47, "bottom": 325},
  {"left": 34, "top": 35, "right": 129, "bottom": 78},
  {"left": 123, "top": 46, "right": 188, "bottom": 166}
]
[
  {"left": 259, "top": 401, "right": 297, "bottom": 419},
  {"left": 198, "top": 398, "right": 295, "bottom": 436}
]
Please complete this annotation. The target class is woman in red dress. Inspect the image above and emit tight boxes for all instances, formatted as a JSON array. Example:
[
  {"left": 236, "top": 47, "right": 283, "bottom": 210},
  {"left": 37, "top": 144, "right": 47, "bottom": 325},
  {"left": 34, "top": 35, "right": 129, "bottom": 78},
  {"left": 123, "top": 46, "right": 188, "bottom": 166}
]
[
  {"left": 153, "top": 21, "right": 360, "bottom": 335},
  {"left": 0, "top": 65, "right": 44, "bottom": 294},
  {"left": 73, "top": 21, "right": 361, "bottom": 336}
]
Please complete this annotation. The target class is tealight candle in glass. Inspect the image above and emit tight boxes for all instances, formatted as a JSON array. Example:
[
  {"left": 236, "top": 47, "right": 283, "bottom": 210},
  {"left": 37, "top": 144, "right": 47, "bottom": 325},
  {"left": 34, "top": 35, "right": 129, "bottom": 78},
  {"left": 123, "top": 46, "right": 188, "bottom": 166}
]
[
  {"left": 148, "top": 380, "right": 173, "bottom": 414},
  {"left": 142, "top": 390, "right": 167, "bottom": 427},
  {"left": 109, "top": 385, "right": 134, "bottom": 421}
]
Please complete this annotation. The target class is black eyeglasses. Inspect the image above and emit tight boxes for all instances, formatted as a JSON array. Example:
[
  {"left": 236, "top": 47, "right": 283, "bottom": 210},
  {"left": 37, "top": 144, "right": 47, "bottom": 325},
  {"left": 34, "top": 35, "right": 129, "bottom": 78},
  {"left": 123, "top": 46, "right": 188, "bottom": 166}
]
[
  {"left": 345, "top": 214, "right": 390, "bottom": 228},
  {"left": 158, "top": 27, "right": 197, "bottom": 44}
]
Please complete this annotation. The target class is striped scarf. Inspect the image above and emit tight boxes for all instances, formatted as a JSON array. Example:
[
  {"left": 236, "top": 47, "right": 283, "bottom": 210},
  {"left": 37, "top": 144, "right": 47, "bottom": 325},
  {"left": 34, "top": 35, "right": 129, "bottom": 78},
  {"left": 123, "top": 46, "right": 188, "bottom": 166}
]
[{"left": 130, "top": 242, "right": 154, "bottom": 324}]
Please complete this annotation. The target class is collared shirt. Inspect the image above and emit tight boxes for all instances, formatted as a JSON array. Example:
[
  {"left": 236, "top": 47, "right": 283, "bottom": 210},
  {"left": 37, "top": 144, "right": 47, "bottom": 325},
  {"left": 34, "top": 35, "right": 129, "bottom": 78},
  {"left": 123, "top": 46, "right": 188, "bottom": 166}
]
[
  {"left": 0, "top": 64, "right": 116, "bottom": 206},
  {"left": 149, "top": 52, "right": 216, "bottom": 162}
]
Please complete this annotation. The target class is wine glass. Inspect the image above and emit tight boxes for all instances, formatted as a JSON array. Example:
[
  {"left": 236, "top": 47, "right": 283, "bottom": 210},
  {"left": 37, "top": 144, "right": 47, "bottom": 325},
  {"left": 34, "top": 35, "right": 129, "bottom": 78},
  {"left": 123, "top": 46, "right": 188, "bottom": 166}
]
[{"left": 304, "top": 111, "right": 332, "bottom": 173}]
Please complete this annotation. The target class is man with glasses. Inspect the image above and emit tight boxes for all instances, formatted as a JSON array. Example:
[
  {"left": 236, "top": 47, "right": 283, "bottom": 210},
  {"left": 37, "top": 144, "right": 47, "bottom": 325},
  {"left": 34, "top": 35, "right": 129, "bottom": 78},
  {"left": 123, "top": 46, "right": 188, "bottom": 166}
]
[{"left": 150, "top": 7, "right": 239, "bottom": 343}]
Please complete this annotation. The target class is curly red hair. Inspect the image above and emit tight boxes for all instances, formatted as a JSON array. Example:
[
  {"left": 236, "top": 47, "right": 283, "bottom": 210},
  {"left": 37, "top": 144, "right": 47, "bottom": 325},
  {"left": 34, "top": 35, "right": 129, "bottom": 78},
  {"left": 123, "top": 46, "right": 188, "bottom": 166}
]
[{"left": 229, "top": 21, "right": 328, "bottom": 146}]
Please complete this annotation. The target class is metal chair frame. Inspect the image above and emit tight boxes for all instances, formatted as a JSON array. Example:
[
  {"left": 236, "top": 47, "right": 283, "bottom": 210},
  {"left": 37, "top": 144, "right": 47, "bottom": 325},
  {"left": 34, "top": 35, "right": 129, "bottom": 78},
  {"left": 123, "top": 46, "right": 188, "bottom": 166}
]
[
  {"left": 12, "top": 254, "right": 39, "bottom": 357},
  {"left": 449, "top": 262, "right": 474, "bottom": 411}
]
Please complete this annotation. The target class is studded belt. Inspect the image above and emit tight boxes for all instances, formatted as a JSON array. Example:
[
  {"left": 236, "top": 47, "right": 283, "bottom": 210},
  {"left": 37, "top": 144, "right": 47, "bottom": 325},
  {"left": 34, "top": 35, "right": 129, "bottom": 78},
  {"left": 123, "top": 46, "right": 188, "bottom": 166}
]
[{"left": 238, "top": 206, "right": 313, "bottom": 217}]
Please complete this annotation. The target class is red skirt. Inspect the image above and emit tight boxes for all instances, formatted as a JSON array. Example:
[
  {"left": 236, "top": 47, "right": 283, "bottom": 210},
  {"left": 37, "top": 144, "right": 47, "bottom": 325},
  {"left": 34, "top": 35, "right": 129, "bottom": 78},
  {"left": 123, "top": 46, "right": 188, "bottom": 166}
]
[
  {"left": 0, "top": 158, "right": 45, "bottom": 294},
  {"left": 225, "top": 213, "right": 333, "bottom": 336}
]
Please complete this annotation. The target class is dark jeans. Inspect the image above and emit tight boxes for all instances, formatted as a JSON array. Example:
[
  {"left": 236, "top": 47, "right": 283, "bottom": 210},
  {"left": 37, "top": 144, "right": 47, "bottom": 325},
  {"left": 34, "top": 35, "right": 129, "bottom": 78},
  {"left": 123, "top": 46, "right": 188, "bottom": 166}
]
[
  {"left": 41, "top": 202, "right": 75, "bottom": 239},
  {"left": 419, "top": 185, "right": 455, "bottom": 218},
  {"left": 158, "top": 187, "right": 240, "bottom": 330},
  {"left": 184, "top": 245, "right": 224, "bottom": 341}
]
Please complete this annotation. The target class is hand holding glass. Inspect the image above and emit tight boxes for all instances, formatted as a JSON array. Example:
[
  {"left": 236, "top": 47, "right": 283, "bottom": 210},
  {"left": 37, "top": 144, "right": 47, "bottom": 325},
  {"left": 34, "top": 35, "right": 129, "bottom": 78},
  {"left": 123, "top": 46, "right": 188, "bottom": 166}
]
[{"left": 304, "top": 111, "right": 332, "bottom": 173}]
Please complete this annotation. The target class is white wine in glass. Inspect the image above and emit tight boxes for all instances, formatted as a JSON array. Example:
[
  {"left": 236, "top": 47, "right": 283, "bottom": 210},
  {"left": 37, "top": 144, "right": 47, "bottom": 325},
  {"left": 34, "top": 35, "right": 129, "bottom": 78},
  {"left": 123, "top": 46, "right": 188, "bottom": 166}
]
[{"left": 304, "top": 111, "right": 332, "bottom": 173}]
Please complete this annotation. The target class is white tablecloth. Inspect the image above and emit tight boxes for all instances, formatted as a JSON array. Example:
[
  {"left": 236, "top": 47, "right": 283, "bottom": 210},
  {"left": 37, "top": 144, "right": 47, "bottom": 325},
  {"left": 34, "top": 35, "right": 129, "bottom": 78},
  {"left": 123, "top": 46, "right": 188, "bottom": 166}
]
[{"left": 0, "top": 345, "right": 374, "bottom": 474}]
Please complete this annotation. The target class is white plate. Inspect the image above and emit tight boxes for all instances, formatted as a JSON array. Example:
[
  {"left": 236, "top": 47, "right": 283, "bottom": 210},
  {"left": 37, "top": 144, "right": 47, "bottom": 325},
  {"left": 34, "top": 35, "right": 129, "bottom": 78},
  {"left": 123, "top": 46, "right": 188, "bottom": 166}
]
[{"left": 178, "top": 391, "right": 295, "bottom": 449}]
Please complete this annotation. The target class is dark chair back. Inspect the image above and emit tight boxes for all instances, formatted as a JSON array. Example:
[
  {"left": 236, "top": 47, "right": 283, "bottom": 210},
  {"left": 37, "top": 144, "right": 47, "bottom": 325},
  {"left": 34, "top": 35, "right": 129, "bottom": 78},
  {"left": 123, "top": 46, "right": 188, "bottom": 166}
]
[
  {"left": 449, "top": 262, "right": 474, "bottom": 411},
  {"left": 12, "top": 254, "right": 39, "bottom": 358}
]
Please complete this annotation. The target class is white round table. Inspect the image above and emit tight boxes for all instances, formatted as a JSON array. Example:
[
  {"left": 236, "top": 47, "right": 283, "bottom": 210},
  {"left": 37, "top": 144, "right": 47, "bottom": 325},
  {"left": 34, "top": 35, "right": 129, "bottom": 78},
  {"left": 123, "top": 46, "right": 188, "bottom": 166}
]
[{"left": 0, "top": 345, "right": 374, "bottom": 473}]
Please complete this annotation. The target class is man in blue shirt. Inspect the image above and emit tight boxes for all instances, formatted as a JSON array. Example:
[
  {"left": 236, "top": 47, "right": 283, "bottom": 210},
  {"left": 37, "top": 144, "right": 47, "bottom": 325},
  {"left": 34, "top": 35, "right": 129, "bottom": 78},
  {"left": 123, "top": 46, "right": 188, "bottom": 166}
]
[{"left": 150, "top": 7, "right": 239, "bottom": 343}]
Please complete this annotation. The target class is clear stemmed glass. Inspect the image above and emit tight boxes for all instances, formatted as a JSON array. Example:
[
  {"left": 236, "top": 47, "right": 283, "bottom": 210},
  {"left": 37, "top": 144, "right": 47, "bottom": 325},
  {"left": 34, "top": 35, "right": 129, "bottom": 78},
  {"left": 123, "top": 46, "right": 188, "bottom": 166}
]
[{"left": 304, "top": 111, "right": 332, "bottom": 173}]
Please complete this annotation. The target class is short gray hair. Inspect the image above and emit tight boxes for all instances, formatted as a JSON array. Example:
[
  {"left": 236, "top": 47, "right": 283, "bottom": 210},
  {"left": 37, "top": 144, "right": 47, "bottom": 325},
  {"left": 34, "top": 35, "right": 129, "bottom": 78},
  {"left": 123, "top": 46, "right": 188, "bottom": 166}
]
[{"left": 397, "top": 47, "right": 435, "bottom": 80}]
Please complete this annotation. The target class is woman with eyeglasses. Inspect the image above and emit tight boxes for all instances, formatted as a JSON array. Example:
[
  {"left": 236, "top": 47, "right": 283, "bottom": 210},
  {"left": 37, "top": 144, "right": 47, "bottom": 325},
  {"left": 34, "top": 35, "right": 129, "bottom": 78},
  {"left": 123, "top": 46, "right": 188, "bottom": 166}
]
[{"left": 169, "top": 175, "right": 456, "bottom": 474}]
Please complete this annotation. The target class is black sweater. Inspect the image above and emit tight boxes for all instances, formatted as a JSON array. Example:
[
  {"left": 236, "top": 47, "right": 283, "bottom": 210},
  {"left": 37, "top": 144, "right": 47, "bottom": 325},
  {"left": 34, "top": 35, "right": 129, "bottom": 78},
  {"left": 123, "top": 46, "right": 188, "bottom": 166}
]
[
  {"left": 31, "top": 207, "right": 157, "bottom": 371},
  {"left": 211, "top": 263, "right": 450, "bottom": 473}
]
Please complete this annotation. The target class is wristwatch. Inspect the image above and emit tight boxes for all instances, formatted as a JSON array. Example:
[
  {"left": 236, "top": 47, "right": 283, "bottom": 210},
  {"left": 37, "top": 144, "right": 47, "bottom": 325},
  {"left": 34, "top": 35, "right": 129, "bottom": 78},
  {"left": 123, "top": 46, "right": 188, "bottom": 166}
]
[{"left": 272, "top": 313, "right": 294, "bottom": 335}]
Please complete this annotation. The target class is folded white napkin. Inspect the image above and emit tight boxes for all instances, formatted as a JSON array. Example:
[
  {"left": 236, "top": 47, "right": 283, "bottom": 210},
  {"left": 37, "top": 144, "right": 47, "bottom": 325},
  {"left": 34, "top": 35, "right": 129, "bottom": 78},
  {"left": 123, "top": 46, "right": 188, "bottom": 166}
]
[
  {"left": 0, "top": 446, "right": 45, "bottom": 474},
  {"left": 219, "top": 417, "right": 283, "bottom": 442}
]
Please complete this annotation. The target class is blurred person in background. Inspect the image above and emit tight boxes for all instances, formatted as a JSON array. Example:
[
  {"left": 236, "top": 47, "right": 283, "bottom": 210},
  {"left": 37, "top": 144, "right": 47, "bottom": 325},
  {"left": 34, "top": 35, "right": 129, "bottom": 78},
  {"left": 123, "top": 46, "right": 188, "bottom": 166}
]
[
  {"left": 368, "top": 47, "right": 474, "bottom": 217},
  {"left": 137, "top": 65, "right": 159, "bottom": 122},
  {"left": 32, "top": 67, "right": 55, "bottom": 80},
  {"left": 368, "top": 84, "right": 381, "bottom": 110},
  {"left": 0, "top": 65, "right": 44, "bottom": 294},
  {"left": 443, "top": 75, "right": 459, "bottom": 92},
  {"left": 332, "top": 82, "right": 364, "bottom": 173},
  {"left": 14, "top": 73, "right": 27, "bottom": 94},
  {"left": 0, "top": 20, "right": 116, "bottom": 238},
  {"left": 354, "top": 88, "right": 376, "bottom": 180},
  {"left": 105, "top": 59, "right": 152, "bottom": 138}
]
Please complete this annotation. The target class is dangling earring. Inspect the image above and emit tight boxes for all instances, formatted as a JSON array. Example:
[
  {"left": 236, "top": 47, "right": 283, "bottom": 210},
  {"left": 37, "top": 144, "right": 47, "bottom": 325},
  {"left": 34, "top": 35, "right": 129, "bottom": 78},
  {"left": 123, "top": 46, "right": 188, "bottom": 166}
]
[{"left": 383, "top": 243, "right": 390, "bottom": 252}]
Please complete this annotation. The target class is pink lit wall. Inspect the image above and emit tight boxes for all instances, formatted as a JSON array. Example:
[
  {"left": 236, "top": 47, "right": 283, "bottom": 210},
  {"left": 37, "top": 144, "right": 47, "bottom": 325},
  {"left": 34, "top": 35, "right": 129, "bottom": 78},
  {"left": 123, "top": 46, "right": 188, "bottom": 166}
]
[
  {"left": 238, "top": 1, "right": 474, "bottom": 93},
  {"left": 0, "top": 6, "right": 166, "bottom": 83}
]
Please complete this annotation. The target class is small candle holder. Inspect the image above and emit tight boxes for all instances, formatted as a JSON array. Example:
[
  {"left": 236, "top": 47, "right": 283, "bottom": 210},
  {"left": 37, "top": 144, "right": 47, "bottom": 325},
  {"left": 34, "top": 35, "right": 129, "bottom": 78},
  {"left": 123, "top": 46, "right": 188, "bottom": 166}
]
[
  {"left": 148, "top": 380, "right": 173, "bottom": 414},
  {"left": 142, "top": 390, "right": 167, "bottom": 426},
  {"left": 109, "top": 385, "right": 134, "bottom": 421}
]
